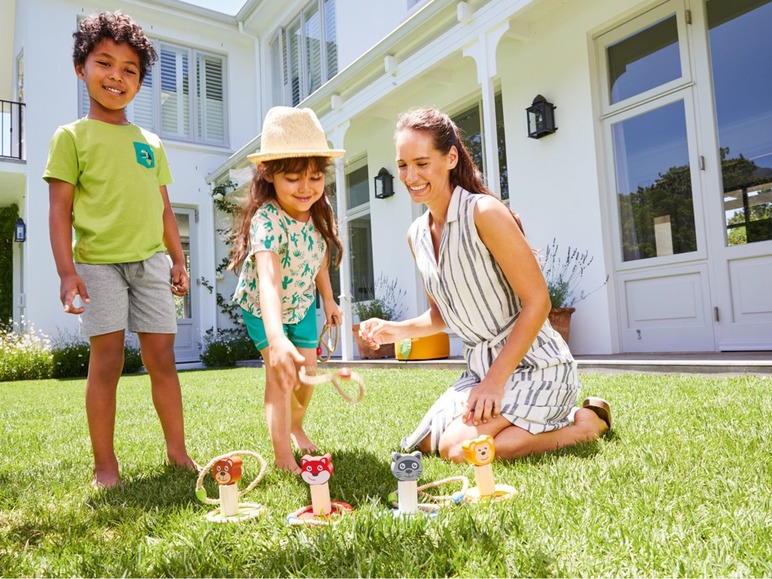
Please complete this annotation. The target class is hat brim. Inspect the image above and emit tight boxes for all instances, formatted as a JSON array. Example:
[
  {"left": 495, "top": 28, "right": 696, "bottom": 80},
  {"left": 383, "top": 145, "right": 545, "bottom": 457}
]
[{"left": 247, "top": 149, "right": 345, "bottom": 164}]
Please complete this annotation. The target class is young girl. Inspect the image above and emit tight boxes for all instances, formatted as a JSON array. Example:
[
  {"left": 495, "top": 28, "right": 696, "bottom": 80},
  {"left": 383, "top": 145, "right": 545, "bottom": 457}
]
[{"left": 229, "top": 106, "right": 344, "bottom": 474}]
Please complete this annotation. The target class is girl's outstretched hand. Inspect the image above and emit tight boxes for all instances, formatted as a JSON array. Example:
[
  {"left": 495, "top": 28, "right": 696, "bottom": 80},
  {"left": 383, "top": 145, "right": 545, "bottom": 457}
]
[{"left": 268, "top": 336, "right": 306, "bottom": 391}]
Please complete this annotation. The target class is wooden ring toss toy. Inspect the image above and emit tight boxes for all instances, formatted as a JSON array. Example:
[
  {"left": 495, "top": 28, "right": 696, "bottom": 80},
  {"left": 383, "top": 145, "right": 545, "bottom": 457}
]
[
  {"left": 287, "top": 453, "right": 353, "bottom": 526},
  {"left": 195, "top": 450, "right": 267, "bottom": 522},
  {"left": 298, "top": 366, "right": 364, "bottom": 404},
  {"left": 316, "top": 323, "right": 339, "bottom": 362},
  {"left": 388, "top": 451, "right": 469, "bottom": 515},
  {"left": 461, "top": 435, "right": 515, "bottom": 502}
]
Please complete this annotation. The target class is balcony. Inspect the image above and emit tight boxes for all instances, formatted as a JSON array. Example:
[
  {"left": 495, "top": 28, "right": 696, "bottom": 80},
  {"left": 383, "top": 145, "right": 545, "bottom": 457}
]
[{"left": 1, "top": 99, "right": 25, "bottom": 161}]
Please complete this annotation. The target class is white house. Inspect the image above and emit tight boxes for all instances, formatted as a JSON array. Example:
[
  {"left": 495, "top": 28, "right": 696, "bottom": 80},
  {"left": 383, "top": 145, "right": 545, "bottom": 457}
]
[{"left": 3, "top": 0, "right": 771, "bottom": 362}]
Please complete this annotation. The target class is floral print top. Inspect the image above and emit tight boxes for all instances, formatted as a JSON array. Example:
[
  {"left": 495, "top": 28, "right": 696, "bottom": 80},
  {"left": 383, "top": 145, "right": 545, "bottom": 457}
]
[{"left": 233, "top": 200, "right": 326, "bottom": 324}]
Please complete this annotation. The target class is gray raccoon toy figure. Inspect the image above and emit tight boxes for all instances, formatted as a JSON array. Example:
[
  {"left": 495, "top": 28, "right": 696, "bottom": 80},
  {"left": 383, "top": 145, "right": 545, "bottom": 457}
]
[{"left": 391, "top": 451, "right": 423, "bottom": 482}]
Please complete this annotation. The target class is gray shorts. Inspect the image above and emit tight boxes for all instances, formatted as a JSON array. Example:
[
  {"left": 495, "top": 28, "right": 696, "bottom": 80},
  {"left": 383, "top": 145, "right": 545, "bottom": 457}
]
[{"left": 74, "top": 252, "right": 178, "bottom": 338}]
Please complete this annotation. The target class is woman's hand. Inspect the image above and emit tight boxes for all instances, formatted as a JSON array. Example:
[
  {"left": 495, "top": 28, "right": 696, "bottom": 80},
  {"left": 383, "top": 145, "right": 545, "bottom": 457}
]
[
  {"left": 464, "top": 378, "right": 504, "bottom": 426},
  {"left": 358, "top": 318, "right": 402, "bottom": 350}
]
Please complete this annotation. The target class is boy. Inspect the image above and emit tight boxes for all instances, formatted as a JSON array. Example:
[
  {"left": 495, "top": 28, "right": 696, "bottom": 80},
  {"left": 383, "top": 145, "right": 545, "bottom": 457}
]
[{"left": 44, "top": 11, "right": 196, "bottom": 488}]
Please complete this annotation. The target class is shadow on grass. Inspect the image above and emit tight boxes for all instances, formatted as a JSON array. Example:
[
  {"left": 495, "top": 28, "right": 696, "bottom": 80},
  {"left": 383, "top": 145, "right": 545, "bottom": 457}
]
[{"left": 85, "top": 464, "right": 200, "bottom": 510}]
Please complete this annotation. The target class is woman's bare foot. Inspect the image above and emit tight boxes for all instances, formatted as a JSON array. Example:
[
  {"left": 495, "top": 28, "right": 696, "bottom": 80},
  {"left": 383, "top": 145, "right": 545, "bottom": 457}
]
[
  {"left": 290, "top": 428, "right": 318, "bottom": 453},
  {"left": 573, "top": 407, "right": 609, "bottom": 440}
]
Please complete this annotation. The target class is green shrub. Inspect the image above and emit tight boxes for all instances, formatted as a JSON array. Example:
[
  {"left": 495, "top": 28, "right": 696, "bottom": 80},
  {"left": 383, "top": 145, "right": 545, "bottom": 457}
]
[
  {"left": 201, "top": 329, "right": 257, "bottom": 368},
  {"left": 52, "top": 335, "right": 145, "bottom": 379},
  {"left": 123, "top": 345, "right": 143, "bottom": 374},
  {"left": 0, "top": 323, "right": 54, "bottom": 381},
  {"left": 51, "top": 339, "right": 90, "bottom": 378}
]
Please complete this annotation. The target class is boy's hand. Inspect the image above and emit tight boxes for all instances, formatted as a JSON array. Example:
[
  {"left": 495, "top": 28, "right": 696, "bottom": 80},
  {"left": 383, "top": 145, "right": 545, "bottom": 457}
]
[
  {"left": 60, "top": 273, "right": 89, "bottom": 314},
  {"left": 170, "top": 263, "right": 189, "bottom": 296}
]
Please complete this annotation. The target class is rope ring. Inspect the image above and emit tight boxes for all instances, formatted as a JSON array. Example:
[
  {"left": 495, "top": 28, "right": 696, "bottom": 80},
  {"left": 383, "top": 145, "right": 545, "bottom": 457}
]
[
  {"left": 195, "top": 450, "right": 268, "bottom": 505},
  {"left": 317, "top": 323, "right": 339, "bottom": 362},
  {"left": 299, "top": 366, "right": 364, "bottom": 404},
  {"left": 389, "top": 476, "right": 470, "bottom": 511}
]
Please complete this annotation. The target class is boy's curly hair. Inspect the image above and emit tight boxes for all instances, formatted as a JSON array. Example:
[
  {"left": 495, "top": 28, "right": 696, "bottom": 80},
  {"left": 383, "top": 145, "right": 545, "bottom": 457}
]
[{"left": 73, "top": 11, "right": 157, "bottom": 82}]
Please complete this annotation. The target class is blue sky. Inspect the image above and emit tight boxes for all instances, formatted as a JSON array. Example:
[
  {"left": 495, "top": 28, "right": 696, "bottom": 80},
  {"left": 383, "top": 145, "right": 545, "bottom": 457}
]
[{"left": 182, "top": 0, "right": 246, "bottom": 15}]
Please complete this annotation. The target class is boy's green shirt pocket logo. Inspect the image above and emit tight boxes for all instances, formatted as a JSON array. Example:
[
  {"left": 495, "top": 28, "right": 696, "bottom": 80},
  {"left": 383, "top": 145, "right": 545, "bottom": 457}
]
[{"left": 133, "top": 142, "right": 155, "bottom": 168}]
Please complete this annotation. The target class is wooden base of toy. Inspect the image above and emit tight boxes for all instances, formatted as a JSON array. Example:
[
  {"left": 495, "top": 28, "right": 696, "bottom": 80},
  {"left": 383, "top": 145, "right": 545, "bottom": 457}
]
[
  {"left": 388, "top": 476, "right": 469, "bottom": 513},
  {"left": 464, "top": 484, "right": 516, "bottom": 503},
  {"left": 287, "top": 501, "right": 353, "bottom": 526},
  {"left": 205, "top": 503, "right": 266, "bottom": 523}
]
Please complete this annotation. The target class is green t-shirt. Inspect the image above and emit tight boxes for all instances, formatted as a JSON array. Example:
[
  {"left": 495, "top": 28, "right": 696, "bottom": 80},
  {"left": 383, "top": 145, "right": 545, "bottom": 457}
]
[{"left": 43, "top": 118, "right": 173, "bottom": 264}]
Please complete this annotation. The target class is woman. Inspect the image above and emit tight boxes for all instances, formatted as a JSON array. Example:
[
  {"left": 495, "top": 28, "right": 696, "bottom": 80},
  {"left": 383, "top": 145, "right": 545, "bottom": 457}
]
[{"left": 359, "top": 107, "right": 611, "bottom": 462}]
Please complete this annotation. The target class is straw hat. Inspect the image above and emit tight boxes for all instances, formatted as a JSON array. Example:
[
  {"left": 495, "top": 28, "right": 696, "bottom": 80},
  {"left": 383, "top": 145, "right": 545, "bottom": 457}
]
[{"left": 247, "top": 106, "right": 345, "bottom": 164}]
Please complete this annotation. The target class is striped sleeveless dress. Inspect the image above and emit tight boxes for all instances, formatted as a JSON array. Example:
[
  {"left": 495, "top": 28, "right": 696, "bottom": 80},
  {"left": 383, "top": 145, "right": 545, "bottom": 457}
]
[{"left": 401, "top": 186, "right": 581, "bottom": 452}]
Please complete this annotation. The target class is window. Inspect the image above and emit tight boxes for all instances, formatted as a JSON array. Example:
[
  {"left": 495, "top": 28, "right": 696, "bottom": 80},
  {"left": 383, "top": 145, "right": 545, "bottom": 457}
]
[
  {"left": 344, "top": 159, "right": 374, "bottom": 303},
  {"left": 270, "top": 0, "right": 338, "bottom": 106},
  {"left": 451, "top": 93, "right": 509, "bottom": 199},
  {"left": 79, "top": 40, "right": 227, "bottom": 147}
]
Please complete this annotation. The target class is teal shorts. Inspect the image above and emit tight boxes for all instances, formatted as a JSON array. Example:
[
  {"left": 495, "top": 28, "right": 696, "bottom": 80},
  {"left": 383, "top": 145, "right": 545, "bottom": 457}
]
[{"left": 241, "top": 307, "right": 318, "bottom": 352}]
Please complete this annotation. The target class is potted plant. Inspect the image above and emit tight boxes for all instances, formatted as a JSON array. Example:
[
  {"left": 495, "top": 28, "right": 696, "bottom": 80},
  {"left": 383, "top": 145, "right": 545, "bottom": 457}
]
[
  {"left": 352, "top": 274, "right": 406, "bottom": 359},
  {"left": 541, "top": 239, "right": 606, "bottom": 344}
]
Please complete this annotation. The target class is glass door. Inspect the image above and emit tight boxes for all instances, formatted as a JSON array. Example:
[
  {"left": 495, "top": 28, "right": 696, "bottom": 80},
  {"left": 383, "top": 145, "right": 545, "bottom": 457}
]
[
  {"left": 704, "top": 0, "right": 772, "bottom": 349},
  {"left": 173, "top": 209, "right": 200, "bottom": 362}
]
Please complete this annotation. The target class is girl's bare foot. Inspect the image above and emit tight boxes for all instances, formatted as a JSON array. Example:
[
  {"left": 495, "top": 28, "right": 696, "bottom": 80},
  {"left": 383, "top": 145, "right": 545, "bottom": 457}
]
[{"left": 290, "top": 428, "right": 318, "bottom": 453}]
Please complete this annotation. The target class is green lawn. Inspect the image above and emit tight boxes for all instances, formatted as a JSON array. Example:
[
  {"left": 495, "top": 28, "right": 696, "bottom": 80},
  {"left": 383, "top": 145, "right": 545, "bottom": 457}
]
[{"left": 1, "top": 368, "right": 770, "bottom": 577}]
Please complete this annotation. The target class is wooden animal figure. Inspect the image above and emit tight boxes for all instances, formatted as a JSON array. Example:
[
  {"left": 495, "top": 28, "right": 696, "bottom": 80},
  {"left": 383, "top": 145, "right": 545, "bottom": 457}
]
[
  {"left": 213, "top": 456, "right": 242, "bottom": 485},
  {"left": 462, "top": 434, "right": 495, "bottom": 466},
  {"left": 211, "top": 455, "right": 243, "bottom": 516},
  {"left": 301, "top": 453, "right": 333, "bottom": 515},
  {"left": 391, "top": 451, "right": 423, "bottom": 482},
  {"left": 462, "top": 435, "right": 496, "bottom": 496},
  {"left": 391, "top": 451, "right": 423, "bottom": 514}
]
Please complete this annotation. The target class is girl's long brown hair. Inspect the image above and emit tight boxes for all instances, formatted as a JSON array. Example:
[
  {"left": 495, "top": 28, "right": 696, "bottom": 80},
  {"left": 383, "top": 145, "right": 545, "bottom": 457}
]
[
  {"left": 228, "top": 156, "right": 343, "bottom": 272},
  {"left": 395, "top": 107, "right": 524, "bottom": 234}
]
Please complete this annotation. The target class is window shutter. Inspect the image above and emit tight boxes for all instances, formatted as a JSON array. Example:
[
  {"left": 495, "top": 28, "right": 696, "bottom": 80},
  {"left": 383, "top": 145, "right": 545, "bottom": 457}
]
[
  {"left": 271, "top": 31, "right": 287, "bottom": 106},
  {"left": 304, "top": 3, "right": 322, "bottom": 95},
  {"left": 324, "top": 0, "right": 338, "bottom": 78},
  {"left": 160, "top": 44, "right": 190, "bottom": 139},
  {"left": 78, "top": 78, "right": 89, "bottom": 117},
  {"left": 197, "top": 54, "right": 225, "bottom": 144},
  {"left": 288, "top": 19, "right": 303, "bottom": 105},
  {"left": 131, "top": 72, "right": 155, "bottom": 130}
]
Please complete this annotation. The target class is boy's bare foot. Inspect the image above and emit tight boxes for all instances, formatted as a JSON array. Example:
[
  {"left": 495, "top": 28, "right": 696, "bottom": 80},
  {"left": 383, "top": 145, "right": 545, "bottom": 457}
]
[
  {"left": 274, "top": 456, "right": 302, "bottom": 475},
  {"left": 92, "top": 468, "right": 122, "bottom": 489},
  {"left": 167, "top": 454, "right": 201, "bottom": 472},
  {"left": 290, "top": 429, "right": 318, "bottom": 453}
]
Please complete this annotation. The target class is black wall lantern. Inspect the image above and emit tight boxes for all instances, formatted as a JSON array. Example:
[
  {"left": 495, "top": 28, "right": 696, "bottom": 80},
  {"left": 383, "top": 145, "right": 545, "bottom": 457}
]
[
  {"left": 374, "top": 167, "right": 394, "bottom": 199},
  {"left": 14, "top": 218, "right": 26, "bottom": 243},
  {"left": 526, "top": 94, "right": 557, "bottom": 139}
]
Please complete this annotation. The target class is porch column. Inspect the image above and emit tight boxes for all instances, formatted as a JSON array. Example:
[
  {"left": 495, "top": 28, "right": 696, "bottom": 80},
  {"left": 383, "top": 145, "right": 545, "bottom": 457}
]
[
  {"left": 330, "top": 121, "right": 353, "bottom": 361},
  {"left": 462, "top": 21, "right": 510, "bottom": 199}
]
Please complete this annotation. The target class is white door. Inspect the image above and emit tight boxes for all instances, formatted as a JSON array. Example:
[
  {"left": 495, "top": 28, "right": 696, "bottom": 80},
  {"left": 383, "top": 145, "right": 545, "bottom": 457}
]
[
  {"left": 173, "top": 209, "right": 200, "bottom": 362},
  {"left": 700, "top": 0, "right": 772, "bottom": 350},
  {"left": 598, "top": 0, "right": 772, "bottom": 352}
]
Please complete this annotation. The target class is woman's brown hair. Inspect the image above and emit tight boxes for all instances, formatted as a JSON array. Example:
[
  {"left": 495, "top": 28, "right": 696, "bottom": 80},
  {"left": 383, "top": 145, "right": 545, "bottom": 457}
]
[{"left": 395, "top": 107, "right": 524, "bottom": 233}]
